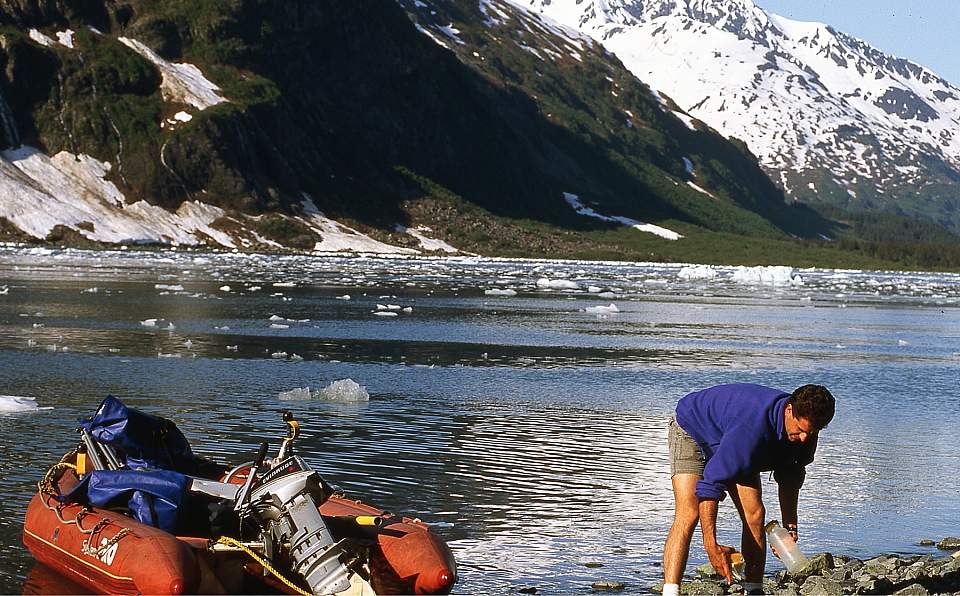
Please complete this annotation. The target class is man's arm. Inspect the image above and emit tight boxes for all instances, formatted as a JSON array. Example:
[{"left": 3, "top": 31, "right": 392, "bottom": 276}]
[
  {"left": 699, "top": 498, "right": 735, "bottom": 583},
  {"left": 778, "top": 483, "right": 800, "bottom": 543}
]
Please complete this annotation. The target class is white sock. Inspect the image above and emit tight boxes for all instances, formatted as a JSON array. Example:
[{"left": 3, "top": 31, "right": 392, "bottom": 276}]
[
  {"left": 662, "top": 583, "right": 680, "bottom": 596},
  {"left": 743, "top": 581, "right": 763, "bottom": 593}
]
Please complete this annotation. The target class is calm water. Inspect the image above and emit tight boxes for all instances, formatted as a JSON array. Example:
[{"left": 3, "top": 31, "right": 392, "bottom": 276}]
[{"left": 1, "top": 247, "right": 959, "bottom": 594}]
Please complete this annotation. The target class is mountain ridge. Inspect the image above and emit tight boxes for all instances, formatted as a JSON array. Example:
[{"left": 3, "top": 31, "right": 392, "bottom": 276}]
[{"left": 510, "top": 0, "right": 960, "bottom": 232}]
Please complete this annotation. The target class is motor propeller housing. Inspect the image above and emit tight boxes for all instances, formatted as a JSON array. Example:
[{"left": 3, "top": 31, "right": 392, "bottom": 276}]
[{"left": 246, "top": 456, "right": 353, "bottom": 595}]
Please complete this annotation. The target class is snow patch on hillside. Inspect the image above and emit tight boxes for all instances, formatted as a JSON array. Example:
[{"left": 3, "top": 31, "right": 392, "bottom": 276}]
[
  {"left": 119, "top": 37, "right": 226, "bottom": 110},
  {"left": 397, "top": 225, "right": 459, "bottom": 253},
  {"left": 299, "top": 198, "right": 417, "bottom": 254},
  {"left": 563, "top": 192, "right": 682, "bottom": 240},
  {"left": 0, "top": 146, "right": 235, "bottom": 247},
  {"left": 28, "top": 29, "right": 55, "bottom": 46}
]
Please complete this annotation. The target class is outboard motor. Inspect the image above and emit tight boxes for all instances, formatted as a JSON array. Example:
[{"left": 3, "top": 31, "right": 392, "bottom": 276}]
[
  {"left": 246, "top": 456, "right": 353, "bottom": 595},
  {"left": 229, "top": 411, "right": 355, "bottom": 595}
]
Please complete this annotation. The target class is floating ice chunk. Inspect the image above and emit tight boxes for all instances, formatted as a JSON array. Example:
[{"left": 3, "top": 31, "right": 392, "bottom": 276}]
[
  {"left": 402, "top": 307, "right": 413, "bottom": 313},
  {"left": 0, "top": 395, "right": 52, "bottom": 412},
  {"left": 585, "top": 304, "right": 620, "bottom": 314},
  {"left": 158, "top": 352, "right": 181, "bottom": 358},
  {"left": 317, "top": 379, "right": 370, "bottom": 402},
  {"left": 373, "top": 311, "right": 398, "bottom": 317},
  {"left": 597, "top": 292, "right": 617, "bottom": 299},
  {"left": 273, "top": 282, "right": 297, "bottom": 287},
  {"left": 269, "top": 314, "right": 285, "bottom": 321},
  {"left": 278, "top": 387, "right": 311, "bottom": 401},
  {"left": 165, "top": 322, "right": 176, "bottom": 331},
  {"left": 82, "top": 287, "right": 100, "bottom": 293},
  {"left": 0, "top": 286, "right": 8, "bottom": 295},
  {"left": 484, "top": 288, "right": 517, "bottom": 296},
  {"left": 141, "top": 319, "right": 158, "bottom": 327},
  {"left": 226, "top": 345, "right": 238, "bottom": 351},
  {"left": 247, "top": 286, "right": 262, "bottom": 291},
  {"left": 336, "top": 294, "right": 351, "bottom": 300},
  {"left": 290, "top": 353, "right": 303, "bottom": 361},
  {"left": 536, "top": 278, "right": 580, "bottom": 290},
  {"left": 730, "top": 266, "right": 802, "bottom": 286},
  {"left": 897, "top": 339, "right": 910, "bottom": 346},
  {"left": 271, "top": 351, "right": 288, "bottom": 358},
  {"left": 219, "top": 285, "right": 232, "bottom": 292},
  {"left": 679, "top": 265, "right": 718, "bottom": 280},
  {"left": 156, "top": 284, "right": 184, "bottom": 291},
  {"left": 376, "top": 304, "right": 402, "bottom": 311},
  {"left": 270, "top": 323, "right": 289, "bottom": 329},
  {"left": 587, "top": 286, "right": 602, "bottom": 293}
]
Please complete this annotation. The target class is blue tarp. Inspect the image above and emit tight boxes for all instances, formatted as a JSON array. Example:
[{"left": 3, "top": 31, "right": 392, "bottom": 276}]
[
  {"left": 79, "top": 395, "right": 199, "bottom": 472},
  {"left": 64, "top": 395, "right": 202, "bottom": 531},
  {"left": 59, "top": 469, "right": 188, "bottom": 532}
]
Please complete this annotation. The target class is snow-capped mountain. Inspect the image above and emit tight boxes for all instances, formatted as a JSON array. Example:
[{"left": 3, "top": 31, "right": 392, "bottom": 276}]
[{"left": 509, "top": 0, "right": 960, "bottom": 230}]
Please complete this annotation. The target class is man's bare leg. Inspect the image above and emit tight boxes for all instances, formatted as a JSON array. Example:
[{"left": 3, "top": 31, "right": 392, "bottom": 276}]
[
  {"left": 663, "top": 473, "right": 701, "bottom": 585},
  {"left": 727, "top": 475, "right": 766, "bottom": 586}
]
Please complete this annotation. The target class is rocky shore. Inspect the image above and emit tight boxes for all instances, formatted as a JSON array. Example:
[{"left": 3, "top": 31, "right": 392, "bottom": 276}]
[{"left": 652, "top": 539, "right": 960, "bottom": 595}]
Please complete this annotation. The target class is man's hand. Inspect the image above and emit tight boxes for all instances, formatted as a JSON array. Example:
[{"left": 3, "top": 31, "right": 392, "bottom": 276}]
[{"left": 706, "top": 543, "right": 737, "bottom": 584}]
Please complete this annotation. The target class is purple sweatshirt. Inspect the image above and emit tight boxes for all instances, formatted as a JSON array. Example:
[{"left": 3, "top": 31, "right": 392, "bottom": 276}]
[{"left": 675, "top": 383, "right": 816, "bottom": 500}]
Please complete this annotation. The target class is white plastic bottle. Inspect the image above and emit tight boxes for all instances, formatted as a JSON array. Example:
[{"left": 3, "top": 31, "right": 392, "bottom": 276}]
[{"left": 764, "top": 520, "right": 808, "bottom": 573}]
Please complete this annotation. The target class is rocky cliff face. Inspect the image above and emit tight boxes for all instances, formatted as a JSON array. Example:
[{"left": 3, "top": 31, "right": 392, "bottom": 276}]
[
  {"left": 0, "top": 0, "right": 831, "bottom": 253},
  {"left": 512, "top": 0, "right": 960, "bottom": 232}
]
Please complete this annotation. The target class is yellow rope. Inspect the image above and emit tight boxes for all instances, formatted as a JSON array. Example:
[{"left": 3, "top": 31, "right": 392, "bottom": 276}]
[{"left": 215, "top": 536, "right": 311, "bottom": 596}]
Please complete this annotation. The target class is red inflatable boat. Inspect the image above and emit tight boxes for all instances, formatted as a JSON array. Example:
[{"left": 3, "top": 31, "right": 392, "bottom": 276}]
[{"left": 22, "top": 403, "right": 457, "bottom": 595}]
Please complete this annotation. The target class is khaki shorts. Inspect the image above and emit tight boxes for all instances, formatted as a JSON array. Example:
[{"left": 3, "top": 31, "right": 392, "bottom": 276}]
[{"left": 669, "top": 417, "right": 705, "bottom": 477}]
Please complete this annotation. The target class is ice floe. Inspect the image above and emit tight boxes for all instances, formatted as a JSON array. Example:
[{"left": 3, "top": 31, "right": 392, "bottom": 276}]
[
  {"left": 537, "top": 277, "right": 580, "bottom": 290},
  {"left": 485, "top": 288, "right": 518, "bottom": 296},
  {"left": 278, "top": 379, "right": 370, "bottom": 402},
  {"left": 584, "top": 303, "right": 620, "bottom": 314},
  {"left": 730, "top": 265, "right": 803, "bottom": 286},
  {"left": 0, "top": 395, "right": 51, "bottom": 412},
  {"left": 679, "top": 265, "right": 718, "bottom": 280}
]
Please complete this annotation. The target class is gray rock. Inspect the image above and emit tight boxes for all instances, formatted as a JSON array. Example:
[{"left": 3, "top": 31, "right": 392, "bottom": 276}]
[
  {"left": 899, "top": 561, "right": 930, "bottom": 583},
  {"left": 695, "top": 562, "right": 721, "bottom": 579},
  {"left": 591, "top": 580, "right": 625, "bottom": 591},
  {"left": 824, "top": 567, "right": 851, "bottom": 583},
  {"left": 682, "top": 580, "right": 726, "bottom": 595},
  {"left": 763, "top": 577, "right": 784, "bottom": 594},
  {"left": 799, "top": 576, "right": 842, "bottom": 596},
  {"left": 919, "top": 539, "right": 936, "bottom": 547},
  {"left": 852, "top": 577, "right": 895, "bottom": 595},
  {"left": 892, "top": 583, "right": 929, "bottom": 595},
  {"left": 937, "top": 537, "right": 960, "bottom": 550},
  {"left": 771, "top": 583, "right": 800, "bottom": 596},
  {"left": 790, "top": 552, "right": 835, "bottom": 581}
]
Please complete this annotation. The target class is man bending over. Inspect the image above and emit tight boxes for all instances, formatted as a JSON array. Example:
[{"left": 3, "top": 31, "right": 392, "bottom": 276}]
[{"left": 662, "top": 383, "right": 835, "bottom": 596}]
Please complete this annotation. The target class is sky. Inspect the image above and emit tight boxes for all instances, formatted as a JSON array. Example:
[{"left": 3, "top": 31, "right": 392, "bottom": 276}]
[{"left": 754, "top": 0, "right": 960, "bottom": 85}]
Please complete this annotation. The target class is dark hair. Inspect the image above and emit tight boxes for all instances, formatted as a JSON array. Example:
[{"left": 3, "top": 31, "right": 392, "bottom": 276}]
[{"left": 788, "top": 385, "right": 835, "bottom": 429}]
